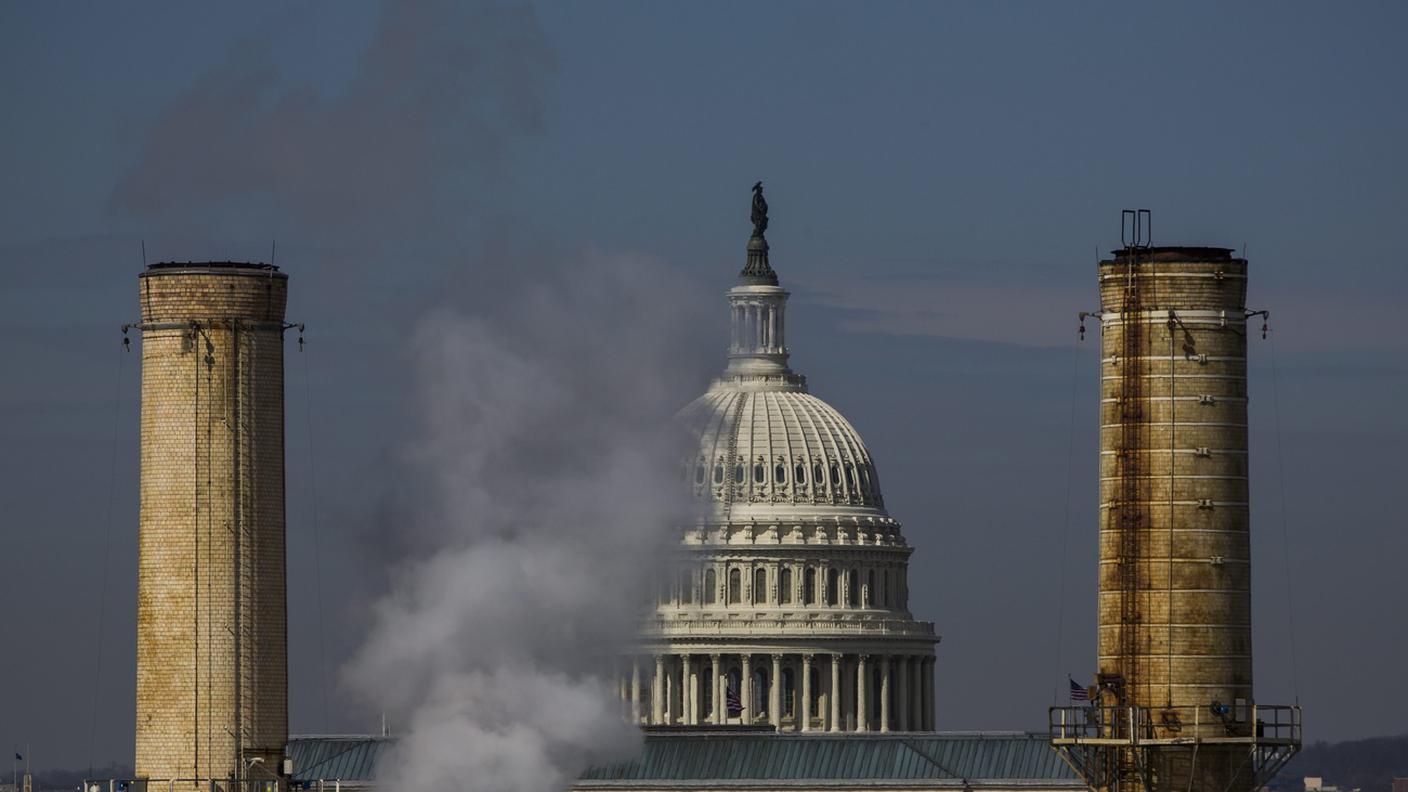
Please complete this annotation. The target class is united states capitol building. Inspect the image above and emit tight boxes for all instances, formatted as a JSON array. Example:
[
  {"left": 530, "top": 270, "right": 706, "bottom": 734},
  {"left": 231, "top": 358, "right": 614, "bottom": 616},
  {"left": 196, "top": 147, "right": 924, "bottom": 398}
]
[
  {"left": 287, "top": 191, "right": 1078, "bottom": 790},
  {"left": 120, "top": 187, "right": 1080, "bottom": 792}
]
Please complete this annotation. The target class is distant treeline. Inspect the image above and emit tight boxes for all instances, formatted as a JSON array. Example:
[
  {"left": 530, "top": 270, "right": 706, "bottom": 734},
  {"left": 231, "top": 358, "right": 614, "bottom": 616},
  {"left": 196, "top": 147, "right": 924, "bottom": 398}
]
[
  {"left": 34, "top": 764, "right": 132, "bottom": 792},
  {"left": 1270, "top": 734, "right": 1408, "bottom": 791}
]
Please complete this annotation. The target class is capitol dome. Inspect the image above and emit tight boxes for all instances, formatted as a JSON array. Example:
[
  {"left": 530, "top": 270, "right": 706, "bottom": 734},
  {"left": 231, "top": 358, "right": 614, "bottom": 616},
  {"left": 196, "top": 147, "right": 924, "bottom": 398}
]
[
  {"left": 623, "top": 185, "right": 937, "bottom": 735},
  {"left": 679, "top": 387, "right": 887, "bottom": 518}
]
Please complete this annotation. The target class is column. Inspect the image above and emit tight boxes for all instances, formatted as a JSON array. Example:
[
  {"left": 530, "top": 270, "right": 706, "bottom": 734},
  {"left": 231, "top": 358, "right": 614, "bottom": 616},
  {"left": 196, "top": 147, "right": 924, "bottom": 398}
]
[
  {"left": 896, "top": 656, "right": 909, "bottom": 731},
  {"left": 801, "top": 654, "right": 813, "bottom": 732},
  {"left": 712, "top": 654, "right": 724, "bottom": 725},
  {"left": 770, "top": 654, "right": 783, "bottom": 727},
  {"left": 630, "top": 659, "right": 642, "bottom": 723},
  {"left": 682, "top": 655, "right": 695, "bottom": 725},
  {"left": 829, "top": 654, "right": 841, "bottom": 732},
  {"left": 922, "top": 657, "right": 935, "bottom": 730},
  {"left": 741, "top": 655, "right": 753, "bottom": 725},
  {"left": 856, "top": 654, "right": 869, "bottom": 732},
  {"left": 652, "top": 655, "right": 665, "bottom": 724},
  {"left": 879, "top": 656, "right": 891, "bottom": 733}
]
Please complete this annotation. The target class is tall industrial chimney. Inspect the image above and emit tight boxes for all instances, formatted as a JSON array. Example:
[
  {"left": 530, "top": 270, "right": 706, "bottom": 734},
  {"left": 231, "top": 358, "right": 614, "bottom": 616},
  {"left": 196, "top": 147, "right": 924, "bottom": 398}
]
[
  {"left": 133, "top": 263, "right": 291, "bottom": 787},
  {"left": 1050, "top": 214, "right": 1299, "bottom": 792}
]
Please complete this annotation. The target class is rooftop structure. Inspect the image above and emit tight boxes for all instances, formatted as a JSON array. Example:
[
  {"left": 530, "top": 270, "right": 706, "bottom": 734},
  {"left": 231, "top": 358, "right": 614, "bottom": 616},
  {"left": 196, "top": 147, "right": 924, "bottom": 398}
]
[{"left": 283, "top": 732, "right": 1085, "bottom": 792}]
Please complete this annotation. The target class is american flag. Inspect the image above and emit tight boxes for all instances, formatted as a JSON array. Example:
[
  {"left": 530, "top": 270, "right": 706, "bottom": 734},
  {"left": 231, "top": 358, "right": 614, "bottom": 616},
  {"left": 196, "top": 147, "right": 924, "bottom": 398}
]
[
  {"left": 726, "top": 685, "right": 743, "bottom": 716},
  {"left": 1069, "top": 678, "right": 1091, "bottom": 702}
]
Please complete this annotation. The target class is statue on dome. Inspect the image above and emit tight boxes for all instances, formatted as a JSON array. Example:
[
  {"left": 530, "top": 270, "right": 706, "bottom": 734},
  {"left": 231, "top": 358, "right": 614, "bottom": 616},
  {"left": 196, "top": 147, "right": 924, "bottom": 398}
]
[{"left": 750, "top": 181, "right": 768, "bottom": 238}]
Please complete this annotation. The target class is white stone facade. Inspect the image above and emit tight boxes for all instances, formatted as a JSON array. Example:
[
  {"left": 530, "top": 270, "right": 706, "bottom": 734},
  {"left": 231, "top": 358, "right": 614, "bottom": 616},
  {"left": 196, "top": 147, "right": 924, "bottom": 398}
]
[{"left": 626, "top": 242, "right": 939, "bottom": 732}]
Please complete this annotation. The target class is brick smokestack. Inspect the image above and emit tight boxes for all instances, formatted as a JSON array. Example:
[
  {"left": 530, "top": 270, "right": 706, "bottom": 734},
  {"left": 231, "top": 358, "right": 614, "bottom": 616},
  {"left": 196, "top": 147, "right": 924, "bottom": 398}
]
[{"left": 134, "top": 263, "right": 289, "bottom": 785}]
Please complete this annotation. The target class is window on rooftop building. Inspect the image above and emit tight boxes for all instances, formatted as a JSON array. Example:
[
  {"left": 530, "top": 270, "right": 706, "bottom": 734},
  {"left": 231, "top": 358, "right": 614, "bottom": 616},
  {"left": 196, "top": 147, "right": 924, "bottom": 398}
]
[
  {"left": 728, "top": 568, "right": 741, "bottom": 604},
  {"left": 753, "top": 568, "right": 767, "bottom": 604},
  {"left": 804, "top": 567, "right": 816, "bottom": 605},
  {"left": 704, "top": 569, "right": 717, "bottom": 605},
  {"left": 847, "top": 568, "right": 859, "bottom": 607},
  {"left": 779, "top": 568, "right": 793, "bottom": 604}
]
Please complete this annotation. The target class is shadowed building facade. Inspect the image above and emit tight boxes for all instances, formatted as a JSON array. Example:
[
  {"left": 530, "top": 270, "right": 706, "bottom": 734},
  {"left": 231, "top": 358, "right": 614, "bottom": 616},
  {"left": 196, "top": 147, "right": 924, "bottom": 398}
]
[{"left": 133, "top": 263, "right": 292, "bottom": 786}]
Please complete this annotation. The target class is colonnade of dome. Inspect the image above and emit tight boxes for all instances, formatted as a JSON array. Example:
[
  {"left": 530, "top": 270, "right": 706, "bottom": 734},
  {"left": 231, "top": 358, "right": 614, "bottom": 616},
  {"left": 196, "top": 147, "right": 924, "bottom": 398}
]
[{"left": 618, "top": 651, "right": 935, "bottom": 732}]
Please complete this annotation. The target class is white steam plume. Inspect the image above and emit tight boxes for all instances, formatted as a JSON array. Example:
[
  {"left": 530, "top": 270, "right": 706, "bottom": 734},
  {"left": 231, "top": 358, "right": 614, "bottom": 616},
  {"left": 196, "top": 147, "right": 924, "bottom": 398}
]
[{"left": 345, "top": 255, "right": 712, "bottom": 792}]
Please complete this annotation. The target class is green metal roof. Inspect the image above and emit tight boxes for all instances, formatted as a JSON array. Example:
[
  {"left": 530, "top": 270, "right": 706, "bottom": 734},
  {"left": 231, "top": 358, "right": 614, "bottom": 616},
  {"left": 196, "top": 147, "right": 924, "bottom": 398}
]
[
  {"left": 579, "top": 732, "right": 1078, "bottom": 784},
  {"left": 286, "top": 731, "right": 1078, "bottom": 786},
  {"left": 286, "top": 735, "right": 393, "bottom": 784}
]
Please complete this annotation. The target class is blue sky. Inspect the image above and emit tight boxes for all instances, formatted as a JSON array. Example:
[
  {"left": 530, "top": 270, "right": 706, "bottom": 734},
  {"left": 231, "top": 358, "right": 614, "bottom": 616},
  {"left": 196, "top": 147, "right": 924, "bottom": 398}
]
[{"left": 2, "top": 0, "right": 1405, "bottom": 770}]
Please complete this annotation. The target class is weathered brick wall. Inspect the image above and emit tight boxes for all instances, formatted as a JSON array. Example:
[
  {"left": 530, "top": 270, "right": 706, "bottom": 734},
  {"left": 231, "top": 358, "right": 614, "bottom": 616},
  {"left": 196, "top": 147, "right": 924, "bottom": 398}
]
[
  {"left": 135, "top": 266, "right": 288, "bottom": 785},
  {"left": 1097, "top": 251, "right": 1256, "bottom": 791}
]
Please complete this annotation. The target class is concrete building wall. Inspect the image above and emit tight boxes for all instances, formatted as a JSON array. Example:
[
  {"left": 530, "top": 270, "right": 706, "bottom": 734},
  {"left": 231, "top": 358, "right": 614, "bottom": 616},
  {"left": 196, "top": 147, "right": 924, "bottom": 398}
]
[
  {"left": 134, "top": 264, "right": 288, "bottom": 785},
  {"left": 1096, "top": 248, "right": 1255, "bottom": 791}
]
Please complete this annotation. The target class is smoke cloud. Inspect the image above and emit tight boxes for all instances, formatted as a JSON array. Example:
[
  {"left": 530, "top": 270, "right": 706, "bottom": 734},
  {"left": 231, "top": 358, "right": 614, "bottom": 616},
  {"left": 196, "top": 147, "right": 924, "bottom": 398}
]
[
  {"left": 109, "top": 0, "right": 553, "bottom": 241},
  {"left": 108, "top": 0, "right": 720, "bottom": 787},
  {"left": 346, "top": 256, "right": 712, "bottom": 791}
]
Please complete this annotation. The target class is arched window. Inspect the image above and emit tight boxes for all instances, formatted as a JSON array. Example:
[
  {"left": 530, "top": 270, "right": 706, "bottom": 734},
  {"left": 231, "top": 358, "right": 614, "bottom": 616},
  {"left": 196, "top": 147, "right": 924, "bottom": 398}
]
[
  {"left": 713, "top": 464, "right": 724, "bottom": 484},
  {"left": 830, "top": 464, "right": 841, "bottom": 487},
  {"left": 779, "top": 568, "right": 793, "bottom": 604},
  {"left": 753, "top": 568, "right": 767, "bottom": 604},
  {"left": 782, "top": 668, "right": 796, "bottom": 717},
  {"left": 728, "top": 568, "right": 741, "bottom": 604},
  {"left": 826, "top": 568, "right": 839, "bottom": 605},
  {"left": 775, "top": 464, "right": 787, "bottom": 483},
  {"left": 754, "top": 464, "right": 765, "bottom": 484},
  {"left": 880, "top": 568, "right": 889, "bottom": 608},
  {"left": 866, "top": 569, "right": 875, "bottom": 607},
  {"left": 681, "top": 569, "right": 694, "bottom": 605},
  {"left": 814, "top": 463, "right": 825, "bottom": 487},
  {"left": 804, "top": 567, "right": 816, "bottom": 605},
  {"left": 694, "top": 463, "right": 706, "bottom": 485},
  {"left": 795, "top": 464, "right": 807, "bottom": 486},
  {"left": 847, "top": 569, "right": 859, "bottom": 607},
  {"left": 845, "top": 464, "right": 855, "bottom": 489},
  {"left": 704, "top": 569, "right": 717, "bottom": 604}
]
